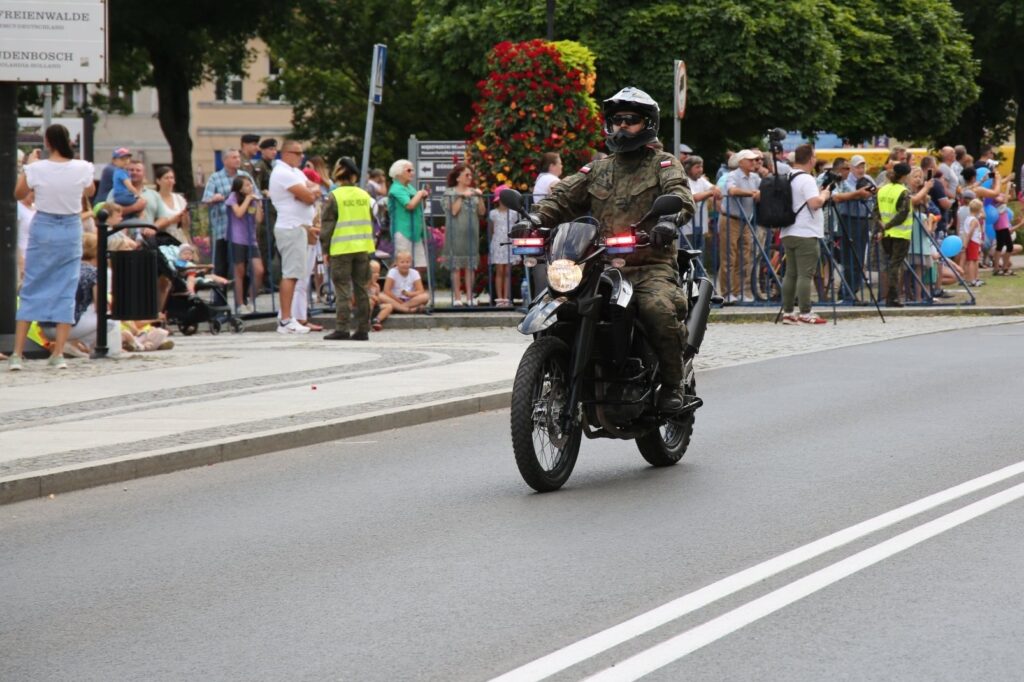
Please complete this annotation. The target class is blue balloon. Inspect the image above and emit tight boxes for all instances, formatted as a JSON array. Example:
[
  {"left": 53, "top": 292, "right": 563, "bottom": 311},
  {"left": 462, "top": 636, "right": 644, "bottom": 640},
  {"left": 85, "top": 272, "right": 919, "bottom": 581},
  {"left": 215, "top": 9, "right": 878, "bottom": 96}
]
[
  {"left": 985, "top": 203, "right": 999, "bottom": 239},
  {"left": 940, "top": 235, "right": 963, "bottom": 258}
]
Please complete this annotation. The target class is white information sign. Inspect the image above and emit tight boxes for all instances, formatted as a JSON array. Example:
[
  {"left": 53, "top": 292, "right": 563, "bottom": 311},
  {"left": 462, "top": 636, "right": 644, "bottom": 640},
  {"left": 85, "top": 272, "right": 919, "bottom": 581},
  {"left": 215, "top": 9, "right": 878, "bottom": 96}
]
[{"left": 0, "top": 0, "right": 107, "bottom": 83}]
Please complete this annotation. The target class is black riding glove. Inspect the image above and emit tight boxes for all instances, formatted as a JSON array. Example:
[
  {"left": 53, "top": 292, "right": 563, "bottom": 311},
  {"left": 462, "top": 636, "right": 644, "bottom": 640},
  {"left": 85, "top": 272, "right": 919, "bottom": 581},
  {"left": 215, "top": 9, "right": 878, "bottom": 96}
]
[
  {"left": 649, "top": 221, "right": 678, "bottom": 248},
  {"left": 510, "top": 215, "right": 541, "bottom": 239}
]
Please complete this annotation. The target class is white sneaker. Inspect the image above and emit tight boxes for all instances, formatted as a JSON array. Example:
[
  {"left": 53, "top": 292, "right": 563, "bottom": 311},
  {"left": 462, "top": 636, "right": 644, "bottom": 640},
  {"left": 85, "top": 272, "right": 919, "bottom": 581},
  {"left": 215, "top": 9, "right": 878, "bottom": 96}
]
[
  {"left": 237, "top": 303, "right": 253, "bottom": 315},
  {"left": 725, "top": 294, "right": 739, "bottom": 304},
  {"left": 277, "top": 319, "right": 311, "bottom": 334}
]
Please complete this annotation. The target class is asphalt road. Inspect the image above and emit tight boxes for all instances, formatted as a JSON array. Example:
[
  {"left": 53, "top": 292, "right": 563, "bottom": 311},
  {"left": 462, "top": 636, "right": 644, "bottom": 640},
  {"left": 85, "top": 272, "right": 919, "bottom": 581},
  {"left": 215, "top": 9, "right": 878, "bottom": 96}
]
[{"left": 3, "top": 323, "right": 1024, "bottom": 681}]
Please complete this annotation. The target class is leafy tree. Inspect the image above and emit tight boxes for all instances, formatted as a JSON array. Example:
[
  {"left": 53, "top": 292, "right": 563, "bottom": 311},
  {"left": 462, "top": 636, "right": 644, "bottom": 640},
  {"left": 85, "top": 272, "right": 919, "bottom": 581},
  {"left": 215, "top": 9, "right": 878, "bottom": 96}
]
[
  {"left": 466, "top": 40, "right": 603, "bottom": 189},
  {"left": 107, "top": 0, "right": 277, "bottom": 196},
  {"left": 812, "top": 0, "right": 979, "bottom": 144},
  {"left": 260, "top": 0, "right": 439, "bottom": 169},
  {"left": 945, "top": 0, "right": 1024, "bottom": 176}
]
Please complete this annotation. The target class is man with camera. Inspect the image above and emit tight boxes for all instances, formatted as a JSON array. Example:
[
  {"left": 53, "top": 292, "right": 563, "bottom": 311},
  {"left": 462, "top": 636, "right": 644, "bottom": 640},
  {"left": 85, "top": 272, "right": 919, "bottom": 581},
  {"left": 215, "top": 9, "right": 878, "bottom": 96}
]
[
  {"left": 825, "top": 157, "right": 876, "bottom": 300},
  {"left": 779, "top": 144, "right": 832, "bottom": 325}
]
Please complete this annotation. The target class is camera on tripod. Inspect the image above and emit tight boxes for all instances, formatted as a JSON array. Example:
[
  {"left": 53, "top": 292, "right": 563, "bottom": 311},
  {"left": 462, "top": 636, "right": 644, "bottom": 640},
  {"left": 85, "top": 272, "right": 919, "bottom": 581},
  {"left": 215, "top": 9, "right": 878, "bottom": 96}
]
[
  {"left": 766, "top": 127, "right": 787, "bottom": 154},
  {"left": 819, "top": 169, "right": 841, "bottom": 191}
]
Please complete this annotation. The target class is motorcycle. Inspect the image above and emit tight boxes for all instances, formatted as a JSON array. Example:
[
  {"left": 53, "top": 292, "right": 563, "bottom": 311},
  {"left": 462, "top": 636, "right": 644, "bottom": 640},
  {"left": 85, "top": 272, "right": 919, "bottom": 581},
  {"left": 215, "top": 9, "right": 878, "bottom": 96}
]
[{"left": 502, "top": 190, "right": 717, "bottom": 492}]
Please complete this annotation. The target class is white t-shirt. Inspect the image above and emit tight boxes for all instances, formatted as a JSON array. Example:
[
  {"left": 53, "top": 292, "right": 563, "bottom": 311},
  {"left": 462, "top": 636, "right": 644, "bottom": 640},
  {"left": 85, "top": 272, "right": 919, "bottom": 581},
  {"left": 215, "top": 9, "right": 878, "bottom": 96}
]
[
  {"left": 23, "top": 159, "right": 94, "bottom": 215},
  {"left": 386, "top": 267, "right": 421, "bottom": 301},
  {"left": 682, "top": 175, "right": 713, "bottom": 236},
  {"left": 964, "top": 215, "right": 983, "bottom": 245},
  {"left": 533, "top": 172, "right": 560, "bottom": 202},
  {"left": 781, "top": 171, "right": 823, "bottom": 239},
  {"left": 269, "top": 161, "right": 315, "bottom": 229},
  {"left": 17, "top": 201, "right": 35, "bottom": 255}
]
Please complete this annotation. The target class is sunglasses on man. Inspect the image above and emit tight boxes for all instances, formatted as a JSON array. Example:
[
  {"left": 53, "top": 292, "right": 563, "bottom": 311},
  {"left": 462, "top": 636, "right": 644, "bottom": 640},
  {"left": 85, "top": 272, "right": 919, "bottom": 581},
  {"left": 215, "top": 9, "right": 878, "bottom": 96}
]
[{"left": 610, "top": 113, "right": 644, "bottom": 126}]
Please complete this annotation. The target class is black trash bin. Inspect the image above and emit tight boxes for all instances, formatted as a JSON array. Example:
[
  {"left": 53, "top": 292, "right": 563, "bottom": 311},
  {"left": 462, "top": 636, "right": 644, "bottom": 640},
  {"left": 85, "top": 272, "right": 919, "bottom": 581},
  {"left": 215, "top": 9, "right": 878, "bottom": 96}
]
[{"left": 111, "top": 249, "right": 159, "bottom": 320}]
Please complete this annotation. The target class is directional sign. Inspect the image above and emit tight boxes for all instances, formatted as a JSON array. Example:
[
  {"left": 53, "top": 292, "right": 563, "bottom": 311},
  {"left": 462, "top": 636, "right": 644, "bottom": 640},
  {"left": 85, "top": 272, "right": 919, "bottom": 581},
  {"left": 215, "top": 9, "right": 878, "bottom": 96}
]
[
  {"left": 370, "top": 43, "right": 386, "bottom": 105},
  {"left": 414, "top": 140, "right": 467, "bottom": 216}
]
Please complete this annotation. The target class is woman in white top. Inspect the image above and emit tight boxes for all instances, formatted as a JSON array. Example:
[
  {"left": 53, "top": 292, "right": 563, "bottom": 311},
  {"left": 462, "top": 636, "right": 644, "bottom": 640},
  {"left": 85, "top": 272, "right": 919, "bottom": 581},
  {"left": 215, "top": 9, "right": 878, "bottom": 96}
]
[
  {"left": 531, "top": 152, "right": 563, "bottom": 204},
  {"left": 153, "top": 166, "right": 191, "bottom": 244},
  {"left": 10, "top": 124, "right": 95, "bottom": 370}
]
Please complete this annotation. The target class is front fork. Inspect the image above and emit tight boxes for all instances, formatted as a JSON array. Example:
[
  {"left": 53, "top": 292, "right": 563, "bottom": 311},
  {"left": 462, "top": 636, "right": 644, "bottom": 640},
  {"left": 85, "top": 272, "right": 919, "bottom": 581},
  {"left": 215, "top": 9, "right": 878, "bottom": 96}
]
[{"left": 562, "top": 291, "right": 603, "bottom": 433}]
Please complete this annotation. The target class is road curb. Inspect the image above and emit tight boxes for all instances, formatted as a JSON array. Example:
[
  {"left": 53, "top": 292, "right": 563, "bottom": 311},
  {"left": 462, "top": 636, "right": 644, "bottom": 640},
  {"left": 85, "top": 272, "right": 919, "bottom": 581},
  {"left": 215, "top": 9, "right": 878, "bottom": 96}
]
[{"left": 0, "top": 389, "right": 512, "bottom": 506}]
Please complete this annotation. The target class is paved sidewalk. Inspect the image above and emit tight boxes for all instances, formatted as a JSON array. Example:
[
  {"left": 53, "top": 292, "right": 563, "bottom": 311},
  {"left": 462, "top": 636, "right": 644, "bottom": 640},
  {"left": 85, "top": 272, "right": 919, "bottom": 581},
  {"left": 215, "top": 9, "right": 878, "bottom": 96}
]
[{"left": 2, "top": 316, "right": 1022, "bottom": 504}]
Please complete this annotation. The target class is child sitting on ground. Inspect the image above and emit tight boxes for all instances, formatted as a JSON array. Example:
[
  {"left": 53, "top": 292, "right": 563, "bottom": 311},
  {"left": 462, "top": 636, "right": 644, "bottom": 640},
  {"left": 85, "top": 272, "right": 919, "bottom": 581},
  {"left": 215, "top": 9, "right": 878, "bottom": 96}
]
[
  {"left": 366, "top": 259, "right": 393, "bottom": 331},
  {"left": 174, "top": 243, "right": 230, "bottom": 295},
  {"left": 380, "top": 251, "right": 430, "bottom": 313}
]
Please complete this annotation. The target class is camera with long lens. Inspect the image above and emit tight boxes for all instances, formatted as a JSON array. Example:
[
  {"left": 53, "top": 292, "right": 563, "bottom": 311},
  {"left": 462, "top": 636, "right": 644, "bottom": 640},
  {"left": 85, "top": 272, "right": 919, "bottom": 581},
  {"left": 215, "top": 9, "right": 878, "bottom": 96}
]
[
  {"left": 766, "top": 127, "right": 787, "bottom": 153},
  {"left": 819, "top": 169, "right": 841, "bottom": 191}
]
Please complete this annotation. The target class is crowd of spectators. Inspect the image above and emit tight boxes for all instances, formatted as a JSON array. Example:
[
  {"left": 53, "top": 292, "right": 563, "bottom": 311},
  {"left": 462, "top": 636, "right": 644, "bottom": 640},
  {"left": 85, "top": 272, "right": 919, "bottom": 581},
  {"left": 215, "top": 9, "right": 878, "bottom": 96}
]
[{"left": 8, "top": 122, "right": 1024, "bottom": 366}]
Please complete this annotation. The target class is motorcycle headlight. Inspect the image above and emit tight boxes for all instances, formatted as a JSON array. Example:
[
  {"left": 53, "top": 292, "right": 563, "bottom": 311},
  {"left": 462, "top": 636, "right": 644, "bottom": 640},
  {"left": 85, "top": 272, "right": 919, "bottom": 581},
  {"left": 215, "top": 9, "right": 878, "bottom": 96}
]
[{"left": 547, "top": 259, "right": 583, "bottom": 293}]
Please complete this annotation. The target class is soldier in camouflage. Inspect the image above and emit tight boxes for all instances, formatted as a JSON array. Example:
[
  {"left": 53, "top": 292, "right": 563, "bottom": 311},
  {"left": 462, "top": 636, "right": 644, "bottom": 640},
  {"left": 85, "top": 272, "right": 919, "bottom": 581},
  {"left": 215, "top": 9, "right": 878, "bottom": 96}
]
[{"left": 524, "top": 87, "right": 696, "bottom": 412}]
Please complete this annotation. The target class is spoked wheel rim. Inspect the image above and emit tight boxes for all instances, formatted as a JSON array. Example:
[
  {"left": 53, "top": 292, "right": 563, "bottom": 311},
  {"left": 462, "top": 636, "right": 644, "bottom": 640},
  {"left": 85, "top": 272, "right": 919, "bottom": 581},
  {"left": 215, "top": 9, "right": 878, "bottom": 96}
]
[{"left": 530, "top": 359, "right": 572, "bottom": 472}]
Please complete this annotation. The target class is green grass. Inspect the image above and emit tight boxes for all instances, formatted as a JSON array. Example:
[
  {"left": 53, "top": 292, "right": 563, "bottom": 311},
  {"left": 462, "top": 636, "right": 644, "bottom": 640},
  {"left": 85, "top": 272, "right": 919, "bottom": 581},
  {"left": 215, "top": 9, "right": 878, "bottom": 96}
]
[{"left": 969, "top": 262, "right": 1024, "bottom": 307}]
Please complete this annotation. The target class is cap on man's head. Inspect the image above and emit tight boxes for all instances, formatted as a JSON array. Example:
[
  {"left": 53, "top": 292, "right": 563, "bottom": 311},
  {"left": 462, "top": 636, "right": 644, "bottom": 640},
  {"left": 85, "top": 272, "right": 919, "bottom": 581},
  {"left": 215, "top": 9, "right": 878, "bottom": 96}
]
[
  {"left": 258, "top": 138, "right": 278, "bottom": 150},
  {"left": 112, "top": 147, "right": 132, "bottom": 159},
  {"left": 733, "top": 149, "right": 760, "bottom": 164},
  {"left": 850, "top": 154, "right": 867, "bottom": 167},
  {"left": 678, "top": 143, "right": 693, "bottom": 154},
  {"left": 241, "top": 134, "right": 260, "bottom": 145}
]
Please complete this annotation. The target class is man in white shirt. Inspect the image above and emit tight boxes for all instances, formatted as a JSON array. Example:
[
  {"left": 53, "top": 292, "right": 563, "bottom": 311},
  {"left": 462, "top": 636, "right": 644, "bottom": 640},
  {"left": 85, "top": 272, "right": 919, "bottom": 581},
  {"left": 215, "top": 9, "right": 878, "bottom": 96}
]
[
  {"left": 269, "top": 139, "right": 319, "bottom": 334},
  {"left": 680, "top": 156, "right": 720, "bottom": 249},
  {"left": 780, "top": 144, "right": 831, "bottom": 325}
]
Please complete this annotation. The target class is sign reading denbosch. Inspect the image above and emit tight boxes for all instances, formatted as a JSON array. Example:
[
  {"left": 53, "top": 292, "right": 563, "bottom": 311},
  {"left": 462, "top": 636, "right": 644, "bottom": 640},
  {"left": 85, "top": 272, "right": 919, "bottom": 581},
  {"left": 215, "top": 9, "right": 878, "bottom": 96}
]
[{"left": 0, "top": 1, "right": 107, "bottom": 83}]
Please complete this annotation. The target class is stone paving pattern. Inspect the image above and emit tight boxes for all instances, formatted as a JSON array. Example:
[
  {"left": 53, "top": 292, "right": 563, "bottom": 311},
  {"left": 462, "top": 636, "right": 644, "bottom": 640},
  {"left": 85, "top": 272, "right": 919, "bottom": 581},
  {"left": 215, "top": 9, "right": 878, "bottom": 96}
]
[{"left": 1, "top": 316, "right": 1021, "bottom": 481}]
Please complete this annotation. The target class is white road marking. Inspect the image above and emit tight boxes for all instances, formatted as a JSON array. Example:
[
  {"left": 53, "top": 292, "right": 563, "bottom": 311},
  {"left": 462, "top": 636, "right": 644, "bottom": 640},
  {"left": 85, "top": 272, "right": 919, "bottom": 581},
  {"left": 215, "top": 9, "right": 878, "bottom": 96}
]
[
  {"left": 586, "top": 479, "right": 1024, "bottom": 681},
  {"left": 489, "top": 460, "right": 1024, "bottom": 682}
]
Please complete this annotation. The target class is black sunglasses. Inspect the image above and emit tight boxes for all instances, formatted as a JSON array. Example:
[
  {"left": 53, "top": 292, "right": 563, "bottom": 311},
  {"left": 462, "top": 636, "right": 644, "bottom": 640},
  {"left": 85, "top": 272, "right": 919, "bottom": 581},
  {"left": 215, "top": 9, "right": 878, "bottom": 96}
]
[{"left": 610, "top": 113, "right": 644, "bottom": 126}]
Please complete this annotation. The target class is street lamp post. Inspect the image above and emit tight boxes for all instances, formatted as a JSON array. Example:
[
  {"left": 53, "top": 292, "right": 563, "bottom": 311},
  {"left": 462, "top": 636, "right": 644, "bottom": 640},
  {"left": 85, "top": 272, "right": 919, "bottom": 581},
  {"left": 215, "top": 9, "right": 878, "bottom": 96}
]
[{"left": 547, "top": 0, "right": 555, "bottom": 40}]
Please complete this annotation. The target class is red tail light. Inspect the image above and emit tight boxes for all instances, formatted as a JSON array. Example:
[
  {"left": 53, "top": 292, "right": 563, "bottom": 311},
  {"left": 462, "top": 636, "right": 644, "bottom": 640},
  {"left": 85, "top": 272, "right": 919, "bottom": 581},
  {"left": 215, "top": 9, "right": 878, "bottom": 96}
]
[
  {"left": 512, "top": 237, "right": 545, "bottom": 247},
  {"left": 605, "top": 234, "right": 637, "bottom": 247}
]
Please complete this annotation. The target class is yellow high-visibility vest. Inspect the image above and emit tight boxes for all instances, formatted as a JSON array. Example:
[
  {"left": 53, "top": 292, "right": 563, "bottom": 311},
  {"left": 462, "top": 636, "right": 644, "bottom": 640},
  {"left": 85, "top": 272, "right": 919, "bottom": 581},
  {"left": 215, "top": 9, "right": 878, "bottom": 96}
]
[
  {"left": 877, "top": 183, "right": 912, "bottom": 240},
  {"left": 329, "top": 185, "right": 375, "bottom": 256}
]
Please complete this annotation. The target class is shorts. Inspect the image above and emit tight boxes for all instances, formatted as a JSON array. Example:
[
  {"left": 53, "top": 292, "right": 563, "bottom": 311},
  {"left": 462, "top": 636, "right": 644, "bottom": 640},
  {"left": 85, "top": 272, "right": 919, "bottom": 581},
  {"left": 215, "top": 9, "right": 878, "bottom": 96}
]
[
  {"left": 230, "top": 242, "right": 260, "bottom": 264},
  {"left": 995, "top": 229, "right": 1015, "bottom": 253},
  {"left": 394, "top": 232, "right": 428, "bottom": 268},
  {"left": 966, "top": 241, "right": 980, "bottom": 262},
  {"left": 274, "top": 226, "right": 310, "bottom": 280}
]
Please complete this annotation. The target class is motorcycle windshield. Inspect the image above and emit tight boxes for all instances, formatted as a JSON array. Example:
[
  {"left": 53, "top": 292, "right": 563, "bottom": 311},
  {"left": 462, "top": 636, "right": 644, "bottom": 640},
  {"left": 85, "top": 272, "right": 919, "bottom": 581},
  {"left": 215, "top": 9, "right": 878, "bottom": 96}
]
[{"left": 549, "top": 222, "right": 598, "bottom": 262}]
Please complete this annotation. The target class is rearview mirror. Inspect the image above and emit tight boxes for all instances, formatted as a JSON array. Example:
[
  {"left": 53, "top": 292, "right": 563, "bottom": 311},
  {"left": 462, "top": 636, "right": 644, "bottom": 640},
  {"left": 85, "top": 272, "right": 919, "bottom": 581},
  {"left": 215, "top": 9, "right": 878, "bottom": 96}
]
[
  {"left": 499, "top": 188, "right": 524, "bottom": 212},
  {"left": 650, "top": 194, "right": 684, "bottom": 217}
]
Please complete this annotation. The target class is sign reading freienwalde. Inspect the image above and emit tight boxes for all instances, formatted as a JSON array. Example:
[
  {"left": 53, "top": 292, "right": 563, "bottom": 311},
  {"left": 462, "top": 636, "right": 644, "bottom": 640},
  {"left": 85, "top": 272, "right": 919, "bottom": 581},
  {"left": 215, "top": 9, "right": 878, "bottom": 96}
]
[{"left": 0, "top": 0, "right": 107, "bottom": 83}]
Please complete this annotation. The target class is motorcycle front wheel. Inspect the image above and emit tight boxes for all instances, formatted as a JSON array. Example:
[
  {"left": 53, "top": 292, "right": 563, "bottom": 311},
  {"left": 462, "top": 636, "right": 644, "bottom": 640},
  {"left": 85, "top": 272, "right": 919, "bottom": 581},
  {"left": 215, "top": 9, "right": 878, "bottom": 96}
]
[
  {"left": 636, "top": 370, "right": 696, "bottom": 467},
  {"left": 510, "top": 336, "right": 581, "bottom": 492}
]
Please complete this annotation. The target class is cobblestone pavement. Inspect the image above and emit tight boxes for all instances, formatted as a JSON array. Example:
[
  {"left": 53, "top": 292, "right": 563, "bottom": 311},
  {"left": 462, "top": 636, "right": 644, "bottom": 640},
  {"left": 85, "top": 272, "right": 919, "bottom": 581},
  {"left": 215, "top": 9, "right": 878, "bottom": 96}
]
[{"left": 1, "top": 315, "right": 1021, "bottom": 482}]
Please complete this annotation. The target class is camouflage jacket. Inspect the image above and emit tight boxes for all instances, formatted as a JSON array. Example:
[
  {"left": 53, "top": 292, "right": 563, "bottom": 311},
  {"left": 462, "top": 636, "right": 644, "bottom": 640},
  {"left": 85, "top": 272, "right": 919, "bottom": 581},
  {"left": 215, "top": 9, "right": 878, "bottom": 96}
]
[{"left": 533, "top": 146, "right": 695, "bottom": 266}]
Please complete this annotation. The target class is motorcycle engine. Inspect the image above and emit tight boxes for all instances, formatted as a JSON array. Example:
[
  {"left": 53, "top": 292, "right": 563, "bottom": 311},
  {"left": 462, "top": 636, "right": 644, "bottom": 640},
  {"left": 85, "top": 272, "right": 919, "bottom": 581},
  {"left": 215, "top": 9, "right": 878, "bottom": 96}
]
[{"left": 594, "top": 358, "right": 647, "bottom": 426}]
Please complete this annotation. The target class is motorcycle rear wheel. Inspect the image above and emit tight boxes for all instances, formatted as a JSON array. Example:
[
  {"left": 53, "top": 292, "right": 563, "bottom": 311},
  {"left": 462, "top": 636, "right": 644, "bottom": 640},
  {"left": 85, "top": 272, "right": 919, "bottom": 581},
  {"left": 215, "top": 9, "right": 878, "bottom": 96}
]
[
  {"left": 510, "top": 336, "right": 581, "bottom": 492},
  {"left": 636, "top": 374, "right": 696, "bottom": 467}
]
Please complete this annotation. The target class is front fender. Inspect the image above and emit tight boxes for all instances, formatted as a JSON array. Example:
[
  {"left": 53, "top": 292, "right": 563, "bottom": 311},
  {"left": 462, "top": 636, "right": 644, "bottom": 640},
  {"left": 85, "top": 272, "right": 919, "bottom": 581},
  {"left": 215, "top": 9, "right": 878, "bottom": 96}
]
[{"left": 517, "top": 296, "right": 563, "bottom": 334}]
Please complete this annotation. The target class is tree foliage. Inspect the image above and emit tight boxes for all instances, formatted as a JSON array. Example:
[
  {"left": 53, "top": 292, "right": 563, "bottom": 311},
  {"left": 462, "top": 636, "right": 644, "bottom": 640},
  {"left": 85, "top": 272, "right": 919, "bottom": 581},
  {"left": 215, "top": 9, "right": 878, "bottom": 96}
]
[
  {"left": 107, "top": 0, "right": 276, "bottom": 196},
  {"left": 260, "top": 0, "right": 439, "bottom": 169},
  {"left": 466, "top": 40, "right": 603, "bottom": 190},
  {"left": 946, "top": 0, "right": 1024, "bottom": 176}
]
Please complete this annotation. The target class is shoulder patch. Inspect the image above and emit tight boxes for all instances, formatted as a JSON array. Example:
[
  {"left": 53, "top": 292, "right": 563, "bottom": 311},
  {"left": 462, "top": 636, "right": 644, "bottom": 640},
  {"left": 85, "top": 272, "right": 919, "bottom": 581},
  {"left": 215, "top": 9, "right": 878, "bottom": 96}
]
[
  {"left": 580, "top": 165, "right": 592, "bottom": 174},
  {"left": 660, "top": 160, "right": 673, "bottom": 168}
]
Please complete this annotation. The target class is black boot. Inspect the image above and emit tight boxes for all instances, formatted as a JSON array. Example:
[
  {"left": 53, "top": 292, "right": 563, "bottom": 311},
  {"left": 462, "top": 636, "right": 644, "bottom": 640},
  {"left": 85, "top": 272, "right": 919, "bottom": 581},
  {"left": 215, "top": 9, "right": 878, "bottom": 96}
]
[
  {"left": 657, "top": 385, "right": 685, "bottom": 412},
  {"left": 351, "top": 331, "right": 369, "bottom": 341},
  {"left": 324, "top": 330, "right": 350, "bottom": 340}
]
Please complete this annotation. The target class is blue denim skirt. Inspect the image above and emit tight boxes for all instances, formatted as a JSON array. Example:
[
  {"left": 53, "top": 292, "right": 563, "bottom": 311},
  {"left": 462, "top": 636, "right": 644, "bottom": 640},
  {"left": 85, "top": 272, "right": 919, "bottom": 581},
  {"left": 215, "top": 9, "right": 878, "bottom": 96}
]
[{"left": 17, "top": 211, "right": 83, "bottom": 324}]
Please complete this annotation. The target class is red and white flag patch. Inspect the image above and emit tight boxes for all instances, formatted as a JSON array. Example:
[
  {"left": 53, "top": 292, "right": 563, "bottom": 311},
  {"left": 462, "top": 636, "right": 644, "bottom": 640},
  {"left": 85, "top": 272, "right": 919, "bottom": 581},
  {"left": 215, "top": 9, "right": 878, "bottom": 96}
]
[
  {"left": 580, "top": 165, "right": 592, "bottom": 174},
  {"left": 659, "top": 160, "right": 673, "bottom": 168}
]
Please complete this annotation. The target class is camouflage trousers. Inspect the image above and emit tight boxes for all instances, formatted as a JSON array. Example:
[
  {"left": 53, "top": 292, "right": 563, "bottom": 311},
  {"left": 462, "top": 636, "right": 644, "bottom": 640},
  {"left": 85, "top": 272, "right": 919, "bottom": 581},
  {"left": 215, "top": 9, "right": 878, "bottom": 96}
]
[
  {"left": 620, "top": 263, "right": 689, "bottom": 386},
  {"left": 329, "top": 252, "right": 371, "bottom": 334},
  {"left": 881, "top": 236, "right": 910, "bottom": 303}
]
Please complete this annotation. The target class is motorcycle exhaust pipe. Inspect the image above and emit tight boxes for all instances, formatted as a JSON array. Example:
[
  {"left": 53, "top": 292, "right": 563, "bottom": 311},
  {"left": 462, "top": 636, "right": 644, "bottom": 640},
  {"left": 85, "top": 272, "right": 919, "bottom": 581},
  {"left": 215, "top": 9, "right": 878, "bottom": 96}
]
[{"left": 684, "top": 278, "right": 714, "bottom": 356}]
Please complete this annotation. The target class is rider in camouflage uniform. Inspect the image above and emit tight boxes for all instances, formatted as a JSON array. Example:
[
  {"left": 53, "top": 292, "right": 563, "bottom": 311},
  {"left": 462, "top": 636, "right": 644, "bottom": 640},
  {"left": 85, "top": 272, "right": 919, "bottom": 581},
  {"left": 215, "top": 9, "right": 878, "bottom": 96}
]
[{"left": 524, "top": 87, "right": 695, "bottom": 412}]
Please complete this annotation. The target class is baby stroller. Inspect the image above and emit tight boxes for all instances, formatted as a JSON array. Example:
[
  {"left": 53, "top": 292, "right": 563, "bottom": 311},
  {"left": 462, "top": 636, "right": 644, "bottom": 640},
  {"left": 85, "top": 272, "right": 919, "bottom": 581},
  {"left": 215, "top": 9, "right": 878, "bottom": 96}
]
[{"left": 156, "top": 235, "right": 245, "bottom": 336}]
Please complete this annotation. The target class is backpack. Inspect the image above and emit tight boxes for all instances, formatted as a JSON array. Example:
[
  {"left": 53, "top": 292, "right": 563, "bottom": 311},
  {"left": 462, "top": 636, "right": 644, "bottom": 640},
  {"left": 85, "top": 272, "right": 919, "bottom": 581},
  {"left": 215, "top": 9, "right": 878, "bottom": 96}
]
[{"left": 757, "top": 170, "right": 809, "bottom": 229}]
